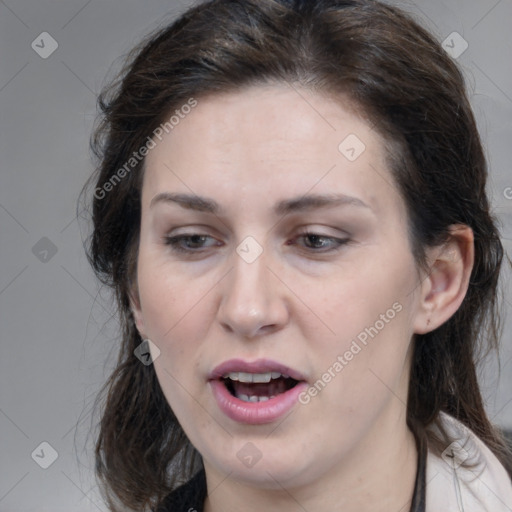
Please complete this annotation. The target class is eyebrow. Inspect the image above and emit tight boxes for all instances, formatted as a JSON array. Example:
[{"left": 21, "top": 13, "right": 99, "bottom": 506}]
[{"left": 149, "top": 192, "right": 372, "bottom": 215}]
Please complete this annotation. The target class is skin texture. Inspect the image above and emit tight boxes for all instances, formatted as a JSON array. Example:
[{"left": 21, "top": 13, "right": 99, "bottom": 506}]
[{"left": 131, "top": 84, "right": 474, "bottom": 512}]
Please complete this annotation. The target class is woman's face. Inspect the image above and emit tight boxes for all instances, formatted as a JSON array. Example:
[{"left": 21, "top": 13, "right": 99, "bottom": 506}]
[{"left": 133, "top": 85, "right": 426, "bottom": 489}]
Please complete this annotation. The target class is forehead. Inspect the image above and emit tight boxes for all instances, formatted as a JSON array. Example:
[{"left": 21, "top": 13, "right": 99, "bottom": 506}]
[
  {"left": 146, "top": 84, "right": 378, "bottom": 163},
  {"left": 142, "top": 84, "right": 403, "bottom": 220}
]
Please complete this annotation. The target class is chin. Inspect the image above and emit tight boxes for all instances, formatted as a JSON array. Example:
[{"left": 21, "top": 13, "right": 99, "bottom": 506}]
[{"left": 204, "top": 441, "right": 321, "bottom": 491}]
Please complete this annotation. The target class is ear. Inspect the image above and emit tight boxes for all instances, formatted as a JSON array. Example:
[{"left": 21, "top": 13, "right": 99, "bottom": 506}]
[
  {"left": 128, "top": 285, "right": 146, "bottom": 338},
  {"left": 413, "top": 225, "right": 474, "bottom": 334}
]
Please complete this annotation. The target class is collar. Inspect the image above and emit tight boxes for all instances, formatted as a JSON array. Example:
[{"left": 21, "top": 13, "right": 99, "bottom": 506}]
[{"left": 425, "top": 412, "right": 512, "bottom": 511}]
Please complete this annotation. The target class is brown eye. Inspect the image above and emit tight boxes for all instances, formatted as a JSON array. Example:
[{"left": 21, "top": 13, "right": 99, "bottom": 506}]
[
  {"left": 290, "top": 231, "right": 350, "bottom": 253},
  {"left": 164, "top": 234, "right": 221, "bottom": 253}
]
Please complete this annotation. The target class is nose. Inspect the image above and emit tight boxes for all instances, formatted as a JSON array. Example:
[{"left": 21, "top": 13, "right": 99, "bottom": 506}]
[{"left": 217, "top": 248, "right": 290, "bottom": 339}]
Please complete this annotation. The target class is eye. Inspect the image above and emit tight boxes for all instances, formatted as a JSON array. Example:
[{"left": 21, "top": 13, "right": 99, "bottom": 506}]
[
  {"left": 290, "top": 231, "right": 350, "bottom": 253},
  {"left": 163, "top": 231, "right": 349, "bottom": 255},
  {"left": 164, "top": 233, "right": 222, "bottom": 253}
]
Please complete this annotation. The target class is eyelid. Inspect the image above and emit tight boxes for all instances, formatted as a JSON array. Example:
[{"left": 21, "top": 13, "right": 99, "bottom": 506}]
[
  {"left": 295, "top": 225, "right": 350, "bottom": 237},
  {"left": 290, "top": 230, "right": 350, "bottom": 253},
  {"left": 163, "top": 233, "right": 222, "bottom": 252},
  {"left": 162, "top": 229, "right": 351, "bottom": 256}
]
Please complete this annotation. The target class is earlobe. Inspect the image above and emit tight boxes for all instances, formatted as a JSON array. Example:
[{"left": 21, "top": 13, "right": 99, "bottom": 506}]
[{"left": 413, "top": 225, "right": 474, "bottom": 335}]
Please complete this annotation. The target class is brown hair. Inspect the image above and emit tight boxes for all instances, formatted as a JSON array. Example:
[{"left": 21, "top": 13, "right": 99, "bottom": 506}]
[{"left": 83, "top": 0, "right": 512, "bottom": 510}]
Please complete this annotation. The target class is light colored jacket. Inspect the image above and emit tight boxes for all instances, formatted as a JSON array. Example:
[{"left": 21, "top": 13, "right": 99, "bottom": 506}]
[{"left": 426, "top": 413, "right": 512, "bottom": 511}]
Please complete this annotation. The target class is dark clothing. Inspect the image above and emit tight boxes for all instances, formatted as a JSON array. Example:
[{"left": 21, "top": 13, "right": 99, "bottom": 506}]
[{"left": 155, "top": 469, "right": 207, "bottom": 512}]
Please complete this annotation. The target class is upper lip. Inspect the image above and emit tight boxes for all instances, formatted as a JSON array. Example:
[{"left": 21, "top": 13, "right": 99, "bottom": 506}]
[{"left": 209, "top": 358, "right": 307, "bottom": 382}]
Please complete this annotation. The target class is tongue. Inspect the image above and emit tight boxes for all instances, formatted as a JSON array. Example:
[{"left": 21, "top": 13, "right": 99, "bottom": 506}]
[{"left": 232, "top": 378, "right": 289, "bottom": 397}]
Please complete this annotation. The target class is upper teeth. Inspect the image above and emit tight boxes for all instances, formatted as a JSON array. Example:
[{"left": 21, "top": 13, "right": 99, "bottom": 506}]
[{"left": 223, "top": 371, "right": 289, "bottom": 383}]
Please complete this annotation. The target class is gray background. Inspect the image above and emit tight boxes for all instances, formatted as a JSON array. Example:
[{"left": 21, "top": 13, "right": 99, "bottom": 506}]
[{"left": 1, "top": 0, "right": 511, "bottom": 510}]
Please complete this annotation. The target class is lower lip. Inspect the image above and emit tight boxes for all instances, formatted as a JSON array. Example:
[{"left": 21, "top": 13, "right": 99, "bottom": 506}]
[{"left": 209, "top": 379, "right": 308, "bottom": 425}]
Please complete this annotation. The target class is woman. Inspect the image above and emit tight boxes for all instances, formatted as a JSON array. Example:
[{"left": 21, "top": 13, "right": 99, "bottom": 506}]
[{"left": 84, "top": 0, "right": 512, "bottom": 510}]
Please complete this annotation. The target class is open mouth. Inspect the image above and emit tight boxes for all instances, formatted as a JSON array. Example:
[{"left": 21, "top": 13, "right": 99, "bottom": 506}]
[
  {"left": 221, "top": 372, "right": 300, "bottom": 403},
  {"left": 209, "top": 360, "right": 308, "bottom": 423}
]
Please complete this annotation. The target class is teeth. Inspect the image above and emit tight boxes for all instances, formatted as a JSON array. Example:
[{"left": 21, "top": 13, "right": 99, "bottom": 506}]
[
  {"left": 252, "top": 373, "right": 272, "bottom": 383},
  {"left": 237, "top": 394, "right": 273, "bottom": 402},
  {"left": 224, "top": 371, "right": 284, "bottom": 383},
  {"left": 239, "top": 372, "right": 257, "bottom": 383}
]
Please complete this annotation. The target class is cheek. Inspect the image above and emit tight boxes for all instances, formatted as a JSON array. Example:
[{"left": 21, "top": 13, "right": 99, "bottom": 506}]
[
  {"left": 309, "top": 251, "right": 417, "bottom": 397},
  {"left": 137, "top": 249, "right": 212, "bottom": 335},
  {"left": 316, "top": 251, "right": 416, "bottom": 340},
  {"left": 138, "top": 265, "right": 214, "bottom": 418}
]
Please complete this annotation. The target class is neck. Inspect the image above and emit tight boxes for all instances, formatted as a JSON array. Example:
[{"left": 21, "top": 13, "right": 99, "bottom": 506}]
[{"left": 203, "top": 408, "right": 418, "bottom": 512}]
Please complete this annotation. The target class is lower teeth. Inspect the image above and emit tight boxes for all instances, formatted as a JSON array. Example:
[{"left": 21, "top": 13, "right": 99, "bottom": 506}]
[{"left": 237, "top": 394, "right": 276, "bottom": 402}]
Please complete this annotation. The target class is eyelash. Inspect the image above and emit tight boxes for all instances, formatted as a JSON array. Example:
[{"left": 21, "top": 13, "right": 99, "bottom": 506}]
[{"left": 163, "top": 231, "right": 350, "bottom": 255}]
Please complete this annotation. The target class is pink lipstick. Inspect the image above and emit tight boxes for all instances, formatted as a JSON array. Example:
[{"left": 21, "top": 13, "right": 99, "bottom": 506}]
[{"left": 209, "top": 358, "right": 308, "bottom": 424}]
